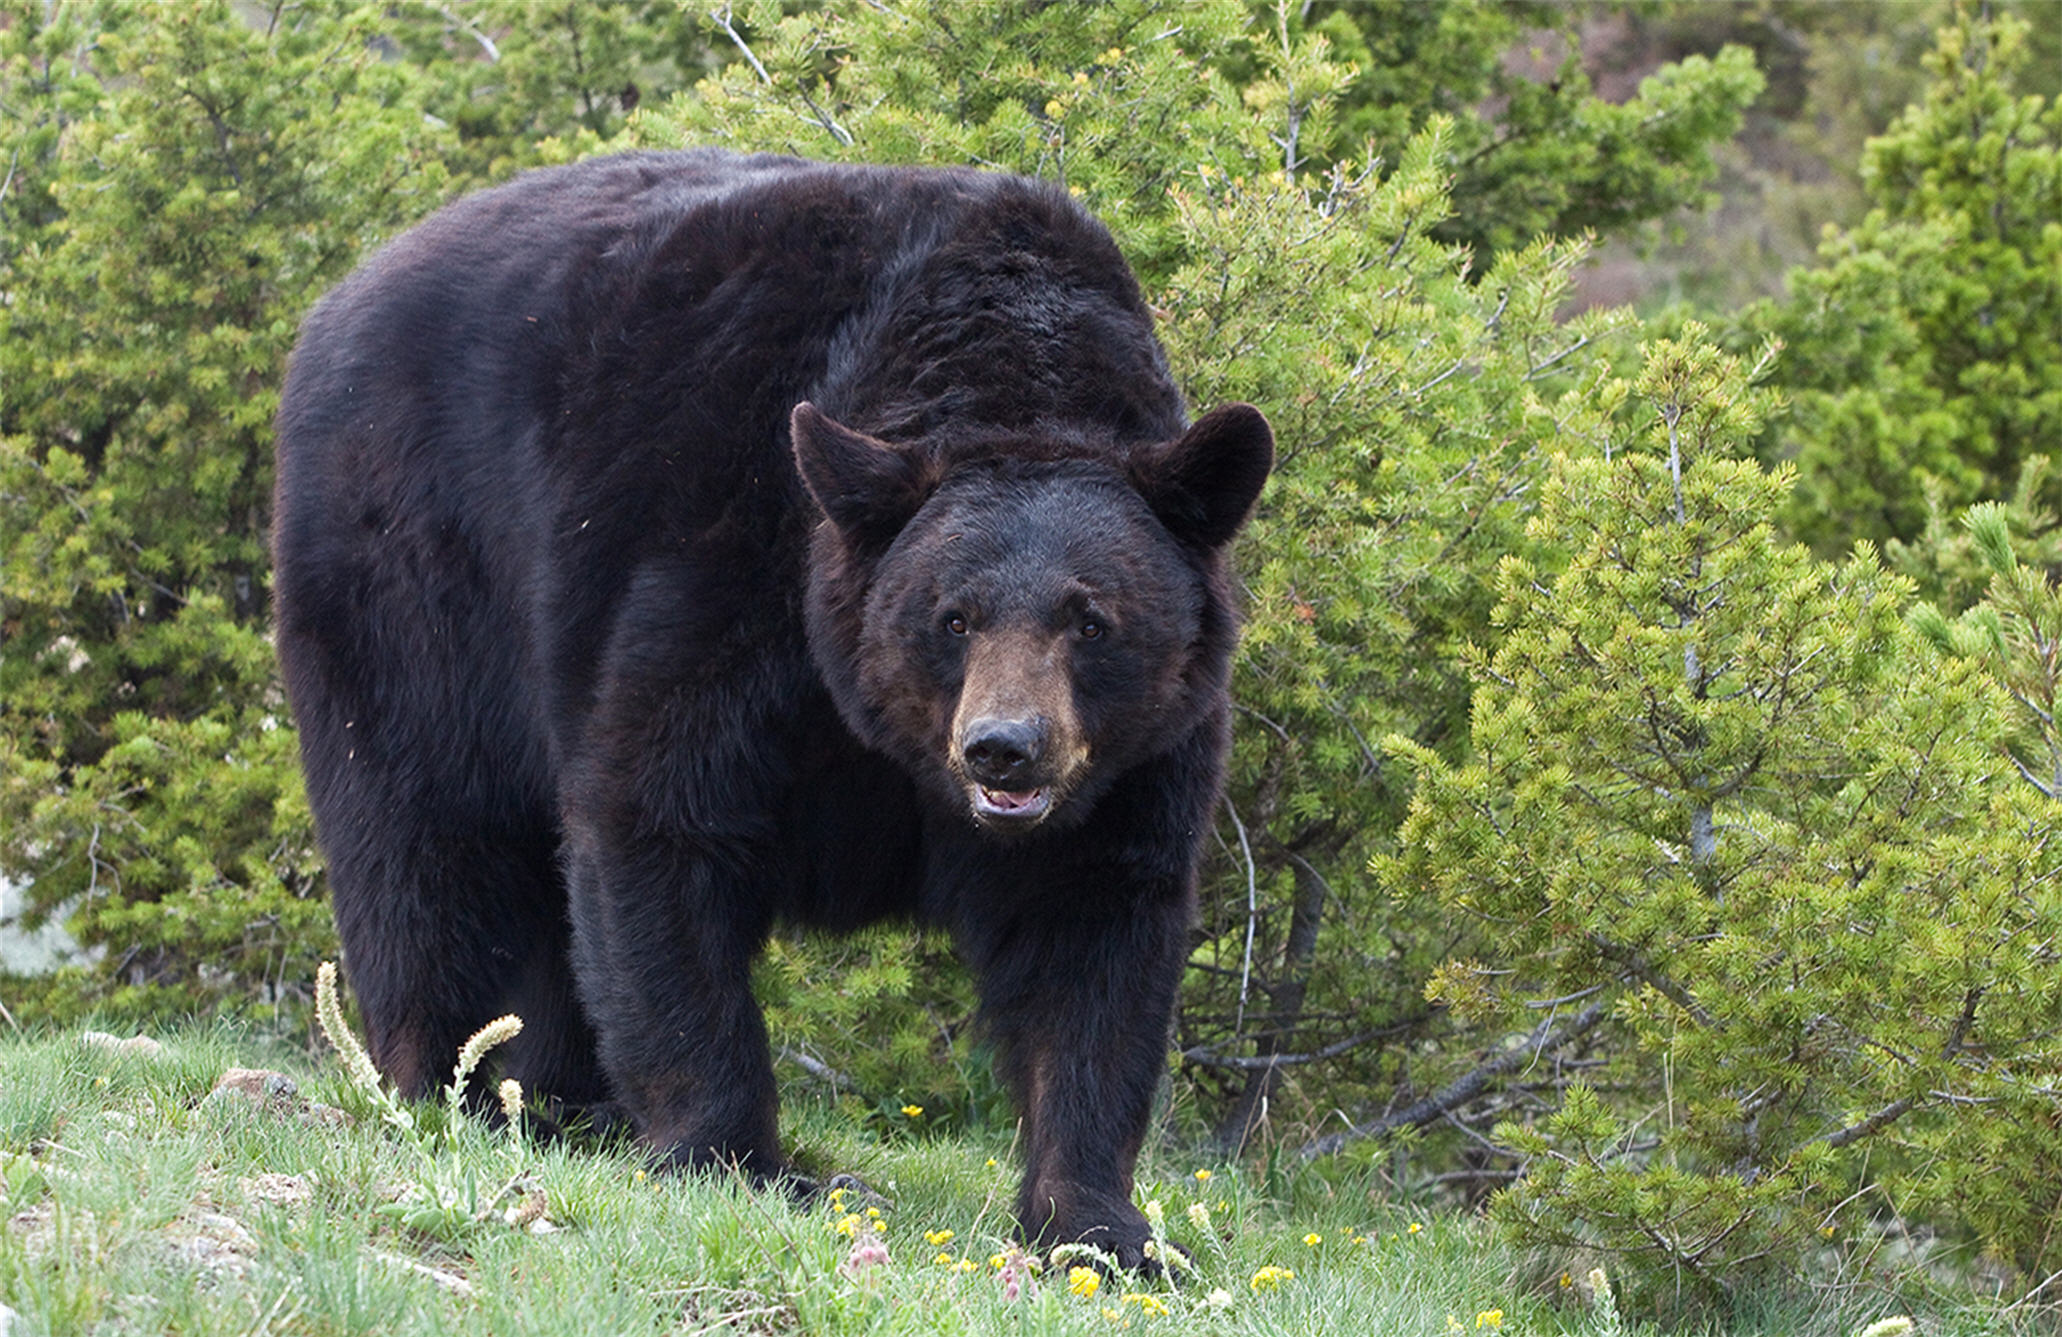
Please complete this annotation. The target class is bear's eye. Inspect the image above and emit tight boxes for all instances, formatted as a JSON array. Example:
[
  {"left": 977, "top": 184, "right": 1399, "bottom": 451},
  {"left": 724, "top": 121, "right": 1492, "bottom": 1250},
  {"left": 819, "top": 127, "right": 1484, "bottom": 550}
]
[
  {"left": 1079, "top": 619, "right": 1104, "bottom": 640},
  {"left": 944, "top": 613, "right": 969, "bottom": 636}
]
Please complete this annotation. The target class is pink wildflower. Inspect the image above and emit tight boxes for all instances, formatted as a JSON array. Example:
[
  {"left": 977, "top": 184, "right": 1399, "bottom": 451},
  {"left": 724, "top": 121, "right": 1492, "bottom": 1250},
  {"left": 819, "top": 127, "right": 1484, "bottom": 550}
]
[
  {"left": 840, "top": 1234, "right": 891, "bottom": 1280},
  {"left": 996, "top": 1247, "right": 1037, "bottom": 1302}
]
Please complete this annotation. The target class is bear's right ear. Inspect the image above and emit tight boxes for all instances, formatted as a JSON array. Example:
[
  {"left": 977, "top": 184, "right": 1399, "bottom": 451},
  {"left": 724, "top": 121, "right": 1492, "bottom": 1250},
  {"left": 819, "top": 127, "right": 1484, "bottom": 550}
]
[{"left": 791, "top": 403, "right": 928, "bottom": 548}]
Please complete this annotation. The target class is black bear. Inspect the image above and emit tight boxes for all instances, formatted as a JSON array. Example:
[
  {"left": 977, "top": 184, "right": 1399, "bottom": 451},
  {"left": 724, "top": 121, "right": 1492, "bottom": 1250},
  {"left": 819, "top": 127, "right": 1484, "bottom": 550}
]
[{"left": 272, "top": 149, "right": 1271, "bottom": 1267}]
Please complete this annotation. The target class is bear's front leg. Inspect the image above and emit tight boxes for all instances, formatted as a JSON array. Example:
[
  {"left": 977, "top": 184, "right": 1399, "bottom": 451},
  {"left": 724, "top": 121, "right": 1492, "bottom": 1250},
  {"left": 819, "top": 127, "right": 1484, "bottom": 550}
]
[
  {"left": 563, "top": 828, "right": 788, "bottom": 1178},
  {"left": 973, "top": 897, "right": 1190, "bottom": 1274},
  {"left": 558, "top": 621, "right": 815, "bottom": 1185}
]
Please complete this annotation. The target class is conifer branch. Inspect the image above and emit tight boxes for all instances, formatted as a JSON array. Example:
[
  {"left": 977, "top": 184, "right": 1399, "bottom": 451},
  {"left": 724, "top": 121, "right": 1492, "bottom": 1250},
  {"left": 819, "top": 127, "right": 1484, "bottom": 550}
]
[
  {"left": 1298, "top": 999, "right": 1610, "bottom": 1158},
  {"left": 1182, "top": 1029, "right": 1386, "bottom": 1072},
  {"left": 1816, "top": 988, "right": 1983, "bottom": 1151}
]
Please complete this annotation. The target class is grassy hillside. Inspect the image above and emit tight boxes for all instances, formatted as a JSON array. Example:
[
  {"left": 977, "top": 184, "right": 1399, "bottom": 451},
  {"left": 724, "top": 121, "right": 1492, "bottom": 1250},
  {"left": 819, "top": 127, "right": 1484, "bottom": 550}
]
[{"left": 0, "top": 1025, "right": 2033, "bottom": 1336}]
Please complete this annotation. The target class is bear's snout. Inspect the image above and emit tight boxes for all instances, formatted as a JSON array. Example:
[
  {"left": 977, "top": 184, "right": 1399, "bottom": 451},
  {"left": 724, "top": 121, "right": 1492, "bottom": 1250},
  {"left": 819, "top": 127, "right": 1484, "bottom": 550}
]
[
  {"left": 950, "top": 625, "right": 1087, "bottom": 829},
  {"left": 962, "top": 716, "right": 1047, "bottom": 789},
  {"left": 960, "top": 715, "right": 1058, "bottom": 825}
]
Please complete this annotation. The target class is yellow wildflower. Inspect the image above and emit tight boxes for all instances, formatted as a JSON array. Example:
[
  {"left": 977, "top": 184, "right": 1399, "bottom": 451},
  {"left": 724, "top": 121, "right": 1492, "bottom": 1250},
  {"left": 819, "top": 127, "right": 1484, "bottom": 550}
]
[
  {"left": 955, "top": 1257, "right": 979, "bottom": 1273},
  {"left": 1044, "top": 99, "right": 1064, "bottom": 119},
  {"left": 925, "top": 1229, "right": 955, "bottom": 1247},
  {"left": 1408, "top": 1222, "right": 1422, "bottom": 1235},
  {"left": 833, "top": 1213, "right": 863, "bottom": 1236},
  {"left": 1122, "top": 1293, "right": 1170, "bottom": 1317},
  {"left": 1476, "top": 1310, "right": 1504, "bottom": 1330},
  {"left": 901, "top": 1104, "right": 924, "bottom": 1118},
  {"left": 1069, "top": 1266, "right": 1101, "bottom": 1298},
  {"left": 1303, "top": 1232, "right": 1322, "bottom": 1247},
  {"left": 934, "top": 1252, "right": 955, "bottom": 1265},
  {"left": 866, "top": 1207, "right": 881, "bottom": 1219},
  {"left": 1249, "top": 1265, "right": 1294, "bottom": 1292},
  {"left": 1193, "top": 1168, "right": 1212, "bottom": 1182}
]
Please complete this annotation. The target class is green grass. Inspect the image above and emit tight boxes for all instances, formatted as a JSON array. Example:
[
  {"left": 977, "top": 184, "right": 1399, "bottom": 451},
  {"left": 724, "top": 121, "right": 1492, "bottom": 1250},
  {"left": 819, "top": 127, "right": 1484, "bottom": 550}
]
[{"left": 0, "top": 1025, "right": 2035, "bottom": 1336}]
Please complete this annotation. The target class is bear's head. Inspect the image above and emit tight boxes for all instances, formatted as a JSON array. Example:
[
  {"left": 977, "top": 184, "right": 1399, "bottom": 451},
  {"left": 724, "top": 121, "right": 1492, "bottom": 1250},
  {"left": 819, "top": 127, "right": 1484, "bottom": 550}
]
[{"left": 793, "top": 402, "right": 1273, "bottom": 835}]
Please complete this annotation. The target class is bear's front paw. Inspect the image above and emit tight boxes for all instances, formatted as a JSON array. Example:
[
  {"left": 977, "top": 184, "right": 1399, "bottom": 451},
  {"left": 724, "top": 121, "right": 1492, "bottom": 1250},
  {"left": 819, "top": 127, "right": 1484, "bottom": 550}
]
[{"left": 1046, "top": 1216, "right": 1193, "bottom": 1283}]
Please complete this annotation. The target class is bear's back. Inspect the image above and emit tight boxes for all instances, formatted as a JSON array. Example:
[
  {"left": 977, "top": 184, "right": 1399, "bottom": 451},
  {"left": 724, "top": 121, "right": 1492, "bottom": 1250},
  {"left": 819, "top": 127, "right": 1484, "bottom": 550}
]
[{"left": 279, "top": 150, "right": 1175, "bottom": 490}]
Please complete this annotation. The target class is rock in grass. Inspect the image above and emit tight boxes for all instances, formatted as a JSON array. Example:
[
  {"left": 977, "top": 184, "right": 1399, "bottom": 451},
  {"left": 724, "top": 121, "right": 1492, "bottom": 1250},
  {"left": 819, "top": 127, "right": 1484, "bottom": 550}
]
[
  {"left": 206, "top": 1067, "right": 352, "bottom": 1129},
  {"left": 80, "top": 1031, "right": 163, "bottom": 1058}
]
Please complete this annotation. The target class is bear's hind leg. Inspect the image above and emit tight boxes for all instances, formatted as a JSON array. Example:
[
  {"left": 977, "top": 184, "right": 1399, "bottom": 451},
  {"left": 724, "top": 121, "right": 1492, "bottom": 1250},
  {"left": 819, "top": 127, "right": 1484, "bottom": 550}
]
[
  {"left": 497, "top": 926, "right": 611, "bottom": 1128},
  {"left": 322, "top": 814, "right": 577, "bottom": 1104}
]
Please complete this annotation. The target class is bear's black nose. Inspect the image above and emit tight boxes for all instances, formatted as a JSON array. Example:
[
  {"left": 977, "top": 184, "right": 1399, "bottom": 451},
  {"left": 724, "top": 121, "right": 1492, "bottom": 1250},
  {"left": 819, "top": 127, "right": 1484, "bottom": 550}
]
[{"left": 962, "top": 718, "right": 1046, "bottom": 788}]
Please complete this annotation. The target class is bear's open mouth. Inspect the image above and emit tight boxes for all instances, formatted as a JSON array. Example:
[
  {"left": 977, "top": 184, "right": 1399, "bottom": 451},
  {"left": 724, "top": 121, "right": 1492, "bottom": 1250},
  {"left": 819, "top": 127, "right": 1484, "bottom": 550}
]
[{"left": 975, "top": 786, "right": 1050, "bottom": 822}]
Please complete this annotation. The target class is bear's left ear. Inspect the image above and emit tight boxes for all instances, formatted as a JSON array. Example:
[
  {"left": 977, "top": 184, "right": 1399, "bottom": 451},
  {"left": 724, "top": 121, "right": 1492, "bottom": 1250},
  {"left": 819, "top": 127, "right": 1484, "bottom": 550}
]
[
  {"left": 1128, "top": 403, "right": 1274, "bottom": 550},
  {"left": 791, "top": 403, "right": 929, "bottom": 548}
]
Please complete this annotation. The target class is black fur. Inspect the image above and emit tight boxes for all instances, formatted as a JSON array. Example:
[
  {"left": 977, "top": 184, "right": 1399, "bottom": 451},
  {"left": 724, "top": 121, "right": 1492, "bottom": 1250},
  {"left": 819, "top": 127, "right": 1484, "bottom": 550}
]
[{"left": 273, "top": 149, "right": 1272, "bottom": 1267}]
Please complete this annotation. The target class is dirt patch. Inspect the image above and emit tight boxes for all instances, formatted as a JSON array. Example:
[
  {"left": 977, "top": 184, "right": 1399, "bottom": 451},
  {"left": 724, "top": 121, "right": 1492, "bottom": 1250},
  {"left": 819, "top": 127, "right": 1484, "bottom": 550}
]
[
  {"left": 7, "top": 1203, "right": 56, "bottom": 1260},
  {"left": 163, "top": 1209, "right": 257, "bottom": 1279},
  {"left": 239, "top": 1172, "right": 313, "bottom": 1210}
]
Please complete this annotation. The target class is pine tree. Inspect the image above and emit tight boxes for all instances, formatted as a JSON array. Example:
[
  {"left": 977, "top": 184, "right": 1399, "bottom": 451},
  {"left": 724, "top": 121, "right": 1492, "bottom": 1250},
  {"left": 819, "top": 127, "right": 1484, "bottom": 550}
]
[
  {"left": 0, "top": 1, "right": 455, "bottom": 1012},
  {"left": 1753, "top": 3, "right": 2062, "bottom": 553},
  {"left": 1384, "top": 329, "right": 2062, "bottom": 1297}
]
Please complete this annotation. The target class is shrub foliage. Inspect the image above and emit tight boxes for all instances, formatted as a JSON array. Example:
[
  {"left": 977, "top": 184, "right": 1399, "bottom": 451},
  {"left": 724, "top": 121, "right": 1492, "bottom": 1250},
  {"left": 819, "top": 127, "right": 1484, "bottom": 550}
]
[
  {"left": 1, "top": 0, "right": 456, "bottom": 1012},
  {"left": 1385, "top": 332, "right": 2062, "bottom": 1293}
]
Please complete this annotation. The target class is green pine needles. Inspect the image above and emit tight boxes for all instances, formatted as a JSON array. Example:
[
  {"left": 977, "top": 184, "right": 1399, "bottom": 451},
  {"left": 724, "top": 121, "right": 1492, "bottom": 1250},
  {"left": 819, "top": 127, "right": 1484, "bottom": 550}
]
[{"left": 1386, "top": 330, "right": 2062, "bottom": 1298}]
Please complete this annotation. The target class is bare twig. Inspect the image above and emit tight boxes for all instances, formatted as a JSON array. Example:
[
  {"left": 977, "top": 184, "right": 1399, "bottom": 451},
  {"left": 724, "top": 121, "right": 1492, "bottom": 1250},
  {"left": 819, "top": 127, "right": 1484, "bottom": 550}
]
[
  {"left": 1522, "top": 334, "right": 1593, "bottom": 382},
  {"left": 1222, "top": 798, "right": 1260, "bottom": 1035},
  {"left": 1299, "top": 999, "right": 1611, "bottom": 1158},
  {"left": 1180, "top": 1029, "right": 1384, "bottom": 1072},
  {"left": 435, "top": 3, "right": 500, "bottom": 61},
  {"left": 709, "top": 5, "right": 852, "bottom": 146},
  {"left": 2006, "top": 1263, "right": 2062, "bottom": 1313},
  {"left": 778, "top": 1046, "right": 853, "bottom": 1093},
  {"left": 1589, "top": 935, "right": 1716, "bottom": 1028},
  {"left": 1814, "top": 987, "right": 1983, "bottom": 1151},
  {"left": 711, "top": 5, "right": 772, "bottom": 85}
]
